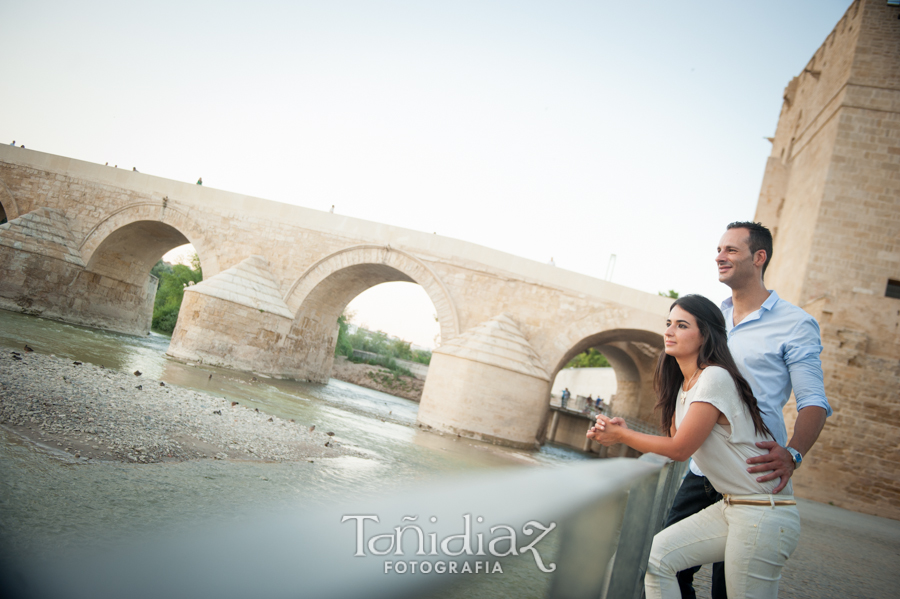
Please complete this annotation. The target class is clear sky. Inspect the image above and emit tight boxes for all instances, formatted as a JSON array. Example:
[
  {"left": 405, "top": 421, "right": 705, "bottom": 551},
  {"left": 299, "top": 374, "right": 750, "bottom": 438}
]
[{"left": 1, "top": 1, "right": 852, "bottom": 348}]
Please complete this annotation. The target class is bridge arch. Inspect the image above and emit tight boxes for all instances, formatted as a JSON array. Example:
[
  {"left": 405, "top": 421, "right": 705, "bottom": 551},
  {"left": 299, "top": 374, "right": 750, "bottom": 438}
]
[
  {"left": 276, "top": 245, "right": 459, "bottom": 382},
  {"left": 0, "top": 177, "right": 20, "bottom": 223},
  {"left": 547, "top": 312, "right": 664, "bottom": 428},
  {"left": 79, "top": 201, "right": 219, "bottom": 284},
  {"left": 285, "top": 244, "right": 460, "bottom": 343}
]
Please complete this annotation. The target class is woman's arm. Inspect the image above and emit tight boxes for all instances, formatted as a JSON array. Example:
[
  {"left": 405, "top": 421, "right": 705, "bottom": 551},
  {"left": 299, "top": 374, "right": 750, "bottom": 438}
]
[{"left": 587, "top": 402, "right": 721, "bottom": 462}]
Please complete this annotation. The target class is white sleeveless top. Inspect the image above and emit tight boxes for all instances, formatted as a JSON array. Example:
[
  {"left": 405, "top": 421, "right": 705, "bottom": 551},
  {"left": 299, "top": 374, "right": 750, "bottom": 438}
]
[{"left": 676, "top": 366, "right": 793, "bottom": 496}]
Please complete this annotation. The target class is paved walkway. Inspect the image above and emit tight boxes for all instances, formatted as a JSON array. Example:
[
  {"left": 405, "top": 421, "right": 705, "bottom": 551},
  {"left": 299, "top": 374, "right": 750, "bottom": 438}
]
[{"left": 690, "top": 498, "right": 900, "bottom": 598}]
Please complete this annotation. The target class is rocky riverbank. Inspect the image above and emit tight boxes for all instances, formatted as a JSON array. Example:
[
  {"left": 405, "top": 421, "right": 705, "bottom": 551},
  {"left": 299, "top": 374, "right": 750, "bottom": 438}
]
[
  {"left": 0, "top": 350, "right": 355, "bottom": 463},
  {"left": 330, "top": 355, "right": 424, "bottom": 401}
]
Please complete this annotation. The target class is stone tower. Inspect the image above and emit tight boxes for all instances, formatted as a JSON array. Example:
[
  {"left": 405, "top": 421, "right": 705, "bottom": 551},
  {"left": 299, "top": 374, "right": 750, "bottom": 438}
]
[{"left": 754, "top": 0, "right": 900, "bottom": 518}]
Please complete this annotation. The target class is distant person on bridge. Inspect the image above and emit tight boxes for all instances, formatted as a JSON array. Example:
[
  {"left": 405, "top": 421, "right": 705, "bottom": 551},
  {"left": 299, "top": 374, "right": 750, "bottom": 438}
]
[
  {"left": 588, "top": 294, "right": 802, "bottom": 599},
  {"left": 561, "top": 388, "right": 570, "bottom": 409},
  {"left": 197, "top": 177, "right": 202, "bottom": 185}
]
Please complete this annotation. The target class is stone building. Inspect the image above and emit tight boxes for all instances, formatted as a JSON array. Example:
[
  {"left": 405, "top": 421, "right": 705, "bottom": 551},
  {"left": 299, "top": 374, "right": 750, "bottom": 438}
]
[{"left": 754, "top": 0, "right": 899, "bottom": 519}]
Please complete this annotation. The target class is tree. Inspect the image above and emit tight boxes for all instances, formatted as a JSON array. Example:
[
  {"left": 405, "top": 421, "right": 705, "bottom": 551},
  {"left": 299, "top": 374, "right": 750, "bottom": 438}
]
[
  {"left": 151, "top": 256, "right": 202, "bottom": 334},
  {"left": 658, "top": 289, "right": 679, "bottom": 299},
  {"left": 335, "top": 313, "right": 353, "bottom": 357},
  {"left": 388, "top": 338, "right": 413, "bottom": 361},
  {"left": 412, "top": 349, "right": 432, "bottom": 365},
  {"left": 565, "top": 348, "right": 611, "bottom": 368}
]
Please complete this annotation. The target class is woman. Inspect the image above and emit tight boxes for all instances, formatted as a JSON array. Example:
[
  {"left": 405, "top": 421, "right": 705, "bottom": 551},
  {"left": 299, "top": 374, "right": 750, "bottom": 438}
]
[{"left": 587, "top": 294, "right": 800, "bottom": 599}]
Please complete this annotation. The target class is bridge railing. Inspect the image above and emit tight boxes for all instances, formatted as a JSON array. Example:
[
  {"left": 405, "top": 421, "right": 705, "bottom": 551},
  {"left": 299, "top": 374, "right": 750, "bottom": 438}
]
[{"left": 10, "top": 455, "right": 687, "bottom": 599}]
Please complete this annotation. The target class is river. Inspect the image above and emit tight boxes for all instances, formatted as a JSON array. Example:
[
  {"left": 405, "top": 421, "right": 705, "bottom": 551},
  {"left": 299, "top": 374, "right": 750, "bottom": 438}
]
[{"left": 0, "top": 309, "right": 589, "bottom": 597}]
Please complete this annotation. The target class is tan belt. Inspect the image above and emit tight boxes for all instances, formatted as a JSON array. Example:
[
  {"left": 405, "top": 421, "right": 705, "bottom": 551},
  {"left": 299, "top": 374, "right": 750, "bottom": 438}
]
[{"left": 723, "top": 494, "right": 796, "bottom": 507}]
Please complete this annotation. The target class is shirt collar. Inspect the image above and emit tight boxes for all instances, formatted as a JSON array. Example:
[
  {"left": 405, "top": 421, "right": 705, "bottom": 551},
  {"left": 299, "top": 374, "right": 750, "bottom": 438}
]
[
  {"left": 761, "top": 290, "right": 779, "bottom": 312},
  {"left": 721, "top": 290, "right": 778, "bottom": 312}
]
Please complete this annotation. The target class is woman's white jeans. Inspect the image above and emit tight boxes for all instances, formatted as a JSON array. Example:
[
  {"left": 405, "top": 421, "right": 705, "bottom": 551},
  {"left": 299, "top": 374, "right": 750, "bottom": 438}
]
[{"left": 645, "top": 496, "right": 801, "bottom": 599}]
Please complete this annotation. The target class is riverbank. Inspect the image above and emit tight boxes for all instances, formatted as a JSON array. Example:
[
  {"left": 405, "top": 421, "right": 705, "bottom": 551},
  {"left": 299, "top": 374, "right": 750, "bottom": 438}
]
[
  {"left": 0, "top": 350, "right": 355, "bottom": 463},
  {"left": 330, "top": 355, "right": 424, "bottom": 401}
]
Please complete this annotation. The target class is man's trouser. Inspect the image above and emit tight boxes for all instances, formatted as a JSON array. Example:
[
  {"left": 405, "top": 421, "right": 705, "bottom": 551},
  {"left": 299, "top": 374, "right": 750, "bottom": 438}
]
[{"left": 662, "top": 470, "right": 726, "bottom": 599}]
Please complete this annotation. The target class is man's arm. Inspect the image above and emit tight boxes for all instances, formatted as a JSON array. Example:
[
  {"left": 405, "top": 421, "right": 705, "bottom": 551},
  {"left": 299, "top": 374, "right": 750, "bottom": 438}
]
[
  {"left": 747, "top": 315, "right": 831, "bottom": 493},
  {"left": 787, "top": 405, "right": 827, "bottom": 455},
  {"left": 747, "top": 406, "right": 827, "bottom": 493}
]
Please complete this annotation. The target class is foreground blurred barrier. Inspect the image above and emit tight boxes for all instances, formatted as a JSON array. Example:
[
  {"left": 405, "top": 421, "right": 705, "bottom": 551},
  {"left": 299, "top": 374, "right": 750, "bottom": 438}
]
[{"left": 4, "top": 454, "right": 685, "bottom": 599}]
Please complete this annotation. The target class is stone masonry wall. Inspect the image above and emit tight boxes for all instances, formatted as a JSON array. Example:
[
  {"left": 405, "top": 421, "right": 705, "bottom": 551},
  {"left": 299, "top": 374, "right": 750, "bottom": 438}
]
[
  {"left": 756, "top": 0, "right": 900, "bottom": 519},
  {"left": 169, "top": 291, "right": 294, "bottom": 376}
]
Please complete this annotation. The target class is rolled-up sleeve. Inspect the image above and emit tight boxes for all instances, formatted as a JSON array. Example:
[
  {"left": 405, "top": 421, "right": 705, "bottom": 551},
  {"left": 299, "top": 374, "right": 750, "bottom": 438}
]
[{"left": 784, "top": 318, "right": 832, "bottom": 417}]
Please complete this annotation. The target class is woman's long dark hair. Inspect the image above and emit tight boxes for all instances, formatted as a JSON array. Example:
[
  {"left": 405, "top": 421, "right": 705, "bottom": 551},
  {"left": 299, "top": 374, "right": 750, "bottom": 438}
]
[{"left": 654, "top": 294, "right": 771, "bottom": 438}]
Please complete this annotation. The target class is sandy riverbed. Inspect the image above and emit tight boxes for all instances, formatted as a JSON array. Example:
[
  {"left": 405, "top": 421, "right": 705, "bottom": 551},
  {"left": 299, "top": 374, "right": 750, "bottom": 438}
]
[{"left": 0, "top": 350, "right": 356, "bottom": 464}]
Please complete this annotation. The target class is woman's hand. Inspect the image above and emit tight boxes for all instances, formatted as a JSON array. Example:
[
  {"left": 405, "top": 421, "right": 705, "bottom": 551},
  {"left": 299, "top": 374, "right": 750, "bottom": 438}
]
[{"left": 587, "top": 415, "right": 628, "bottom": 446}]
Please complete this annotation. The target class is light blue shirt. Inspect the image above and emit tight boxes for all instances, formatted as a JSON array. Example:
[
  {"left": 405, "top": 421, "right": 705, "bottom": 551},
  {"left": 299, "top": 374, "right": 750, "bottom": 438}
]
[{"left": 690, "top": 290, "right": 831, "bottom": 477}]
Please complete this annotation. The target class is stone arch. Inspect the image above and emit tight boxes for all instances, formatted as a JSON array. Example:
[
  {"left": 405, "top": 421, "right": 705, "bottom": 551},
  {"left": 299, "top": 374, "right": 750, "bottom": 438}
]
[
  {"left": 0, "top": 177, "right": 20, "bottom": 223},
  {"left": 547, "top": 311, "right": 664, "bottom": 426},
  {"left": 79, "top": 201, "right": 219, "bottom": 284},
  {"left": 284, "top": 244, "right": 460, "bottom": 343}
]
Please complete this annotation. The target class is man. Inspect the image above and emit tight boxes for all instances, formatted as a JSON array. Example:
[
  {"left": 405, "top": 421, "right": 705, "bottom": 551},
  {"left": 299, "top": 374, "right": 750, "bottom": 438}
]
[{"left": 664, "top": 221, "right": 831, "bottom": 598}]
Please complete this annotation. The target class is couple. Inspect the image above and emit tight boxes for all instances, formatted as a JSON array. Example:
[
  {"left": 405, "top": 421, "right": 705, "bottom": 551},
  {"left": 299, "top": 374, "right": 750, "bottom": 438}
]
[{"left": 588, "top": 221, "right": 830, "bottom": 599}]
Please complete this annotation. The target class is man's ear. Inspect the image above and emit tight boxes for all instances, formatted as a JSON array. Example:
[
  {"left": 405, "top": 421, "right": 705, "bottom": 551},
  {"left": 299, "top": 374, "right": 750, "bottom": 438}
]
[{"left": 753, "top": 249, "right": 768, "bottom": 269}]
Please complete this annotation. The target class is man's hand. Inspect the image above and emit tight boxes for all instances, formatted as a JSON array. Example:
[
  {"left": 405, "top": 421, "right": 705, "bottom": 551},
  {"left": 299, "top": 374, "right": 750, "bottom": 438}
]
[{"left": 746, "top": 441, "right": 794, "bottom": 493}]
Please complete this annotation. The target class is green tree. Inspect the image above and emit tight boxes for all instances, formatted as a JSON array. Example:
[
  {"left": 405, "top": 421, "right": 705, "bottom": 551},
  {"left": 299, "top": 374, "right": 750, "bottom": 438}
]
[
  {"left": 412, "top": 349, "right": 432, "bottom": 365},
  {"left": 565, "top": 348, "right": 611, "bottom": 368},
  {"left": 388, "top": 338, "right": 413, "bottom": 361},
  {"left": 334, "top": 316, "right": 429, "bottom": 374},
  {"left": 658, "top": 289, "right": 679, "bottom": 299},
  {"left": 335, "top": 313, "right": 353, "bottom": 357},
  {"left": 151, "top": 256, "right": 202, "bottom": 334},
  {"left": 150, "top": 260, "right": 173, "bottom": 279}
]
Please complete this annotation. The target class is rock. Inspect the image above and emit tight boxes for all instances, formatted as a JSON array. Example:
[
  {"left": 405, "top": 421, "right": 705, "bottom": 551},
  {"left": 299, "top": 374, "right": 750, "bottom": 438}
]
[
  {"left": 133, "top": 370, "right": 142, "bottom": 376},
  {"left": 326, "top": 432, "right": 335, "bottom": 436}
]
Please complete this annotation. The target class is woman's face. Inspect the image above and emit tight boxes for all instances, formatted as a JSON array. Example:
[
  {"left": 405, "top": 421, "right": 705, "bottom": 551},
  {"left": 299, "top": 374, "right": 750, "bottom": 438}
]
[{"left": 664, "top": 305, "right": 704, "bottom": 361}]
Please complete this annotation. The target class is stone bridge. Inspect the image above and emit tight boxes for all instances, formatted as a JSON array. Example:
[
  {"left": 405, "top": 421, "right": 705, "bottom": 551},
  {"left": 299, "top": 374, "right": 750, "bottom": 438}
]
[{"left": 0, "top": 146, "right": 671, "bottom": 448}]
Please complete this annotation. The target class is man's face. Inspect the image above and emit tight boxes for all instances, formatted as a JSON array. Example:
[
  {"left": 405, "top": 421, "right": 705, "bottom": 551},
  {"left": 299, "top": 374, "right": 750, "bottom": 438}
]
[{"left": 716, "top": 228, "right": 758, "bottom": 289}]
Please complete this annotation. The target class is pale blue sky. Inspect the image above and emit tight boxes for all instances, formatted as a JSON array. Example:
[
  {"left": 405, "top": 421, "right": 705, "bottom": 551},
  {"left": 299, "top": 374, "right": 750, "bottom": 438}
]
[{"left": 1, "top": 1, "right": 852, "bottom": 347}]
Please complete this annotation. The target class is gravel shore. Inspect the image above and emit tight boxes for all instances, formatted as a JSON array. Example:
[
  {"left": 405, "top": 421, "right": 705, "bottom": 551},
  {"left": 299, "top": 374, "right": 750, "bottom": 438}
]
[{"left": 0, "top": 350, "right": 355, "bottom": 463}]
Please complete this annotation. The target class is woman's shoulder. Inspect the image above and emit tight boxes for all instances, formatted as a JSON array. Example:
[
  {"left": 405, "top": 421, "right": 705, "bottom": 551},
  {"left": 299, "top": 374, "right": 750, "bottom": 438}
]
[
  {"left": 700, "top": 365, "right": 731, "bottom": 382},
  {"left": 696, "top": 366, "right": 739, "bottom": 395}
]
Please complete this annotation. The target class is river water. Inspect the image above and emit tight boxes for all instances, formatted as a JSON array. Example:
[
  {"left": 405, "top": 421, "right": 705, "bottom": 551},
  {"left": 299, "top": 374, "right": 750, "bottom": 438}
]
[{"left": 0, "top": 310, "right": 589, "bottom": 597}]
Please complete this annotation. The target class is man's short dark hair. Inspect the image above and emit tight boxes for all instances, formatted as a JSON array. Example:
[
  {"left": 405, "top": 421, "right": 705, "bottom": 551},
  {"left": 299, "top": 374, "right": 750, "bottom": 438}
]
[{"left": 726, "top": 221, "right": 773, "bottom": 277}]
